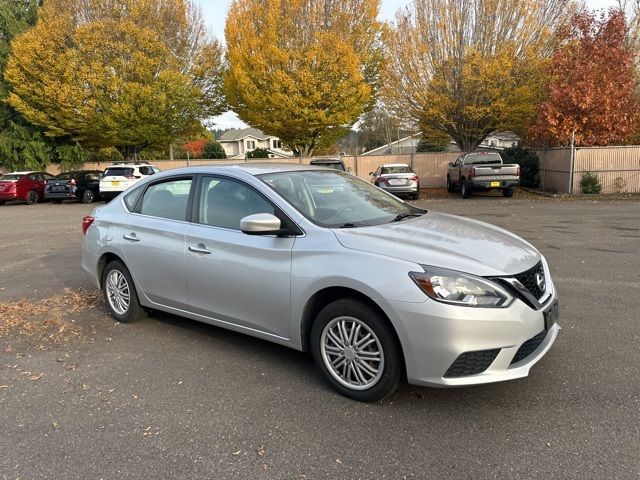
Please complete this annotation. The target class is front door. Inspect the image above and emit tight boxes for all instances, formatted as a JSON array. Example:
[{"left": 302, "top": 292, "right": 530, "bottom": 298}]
[{"left": 184, "top": 176, "right": 294, "bottom": 338}]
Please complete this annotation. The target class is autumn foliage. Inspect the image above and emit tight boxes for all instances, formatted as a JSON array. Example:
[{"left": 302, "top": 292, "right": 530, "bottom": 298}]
[
  {"left": 529, "top": 10, "right": 638, "bottom": 147},
  {"left": 225, "top": 0, "right": 384, "bottom": 157}
]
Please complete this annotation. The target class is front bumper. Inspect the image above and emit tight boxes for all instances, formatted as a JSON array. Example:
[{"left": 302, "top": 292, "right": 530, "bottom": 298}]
[{"left": 383, "top": 286, "right": 559, "bottom": 388}]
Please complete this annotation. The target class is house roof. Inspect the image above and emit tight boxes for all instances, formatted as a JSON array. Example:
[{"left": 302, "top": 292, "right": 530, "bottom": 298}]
[
  {"left": 219, "top": 128, "right": 271, "bottom": 142},
  {"left": 362, "top": 133, "right": 421, "bottom": 156}
]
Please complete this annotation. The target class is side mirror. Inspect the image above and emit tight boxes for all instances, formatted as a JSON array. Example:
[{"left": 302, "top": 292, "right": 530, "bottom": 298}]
[
  {"left": 368, "top": 172, "right": 374, "bottom": 176},
  {"left": 240, "top": 213, "right": 283, "bottom": 236},
  {"left": 448, "top": 162, "right": 455, "bottom": 167}
]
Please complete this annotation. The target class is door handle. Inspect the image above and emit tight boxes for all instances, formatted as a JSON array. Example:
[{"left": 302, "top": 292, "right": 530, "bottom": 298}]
[
  {"left": 123, "top": 233, "right": 140, "bottom": 242},
  {"left": 188, "top": 244, "right": 212, "bottom": 255}
]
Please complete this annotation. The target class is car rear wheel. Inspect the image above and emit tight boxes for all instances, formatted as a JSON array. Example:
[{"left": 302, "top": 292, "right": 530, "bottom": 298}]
[
  {"left": 0, "top": 200, "right": 5, "bottom": 205},
  {"left": 461, "top": 180, "right": 472, "bottom": 199},
  {"left": 102, "top": 260, "right": 146, "bottom": 323},
  {"left": 82, "top": 189, "right": 95, "bottom": 203},
  {"left": 503, "top": 188, "right": 514, "bottom": 198},
  {"left": 25, "top": 190, "right": 38, "bottom": 205},
  {"left": 311, "top": 298, "right": 403, "bottom": 402}
]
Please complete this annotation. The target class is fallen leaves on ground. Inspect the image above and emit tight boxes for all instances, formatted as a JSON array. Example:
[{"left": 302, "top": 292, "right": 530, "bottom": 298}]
[{"left": 0, "top": 288, "right": 103, "bottom": 348}]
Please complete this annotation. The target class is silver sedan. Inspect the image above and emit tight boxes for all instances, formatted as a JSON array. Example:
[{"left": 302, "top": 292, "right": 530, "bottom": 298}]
[{"left": 81, "top": 164, "right": 559, "bottom": 402}]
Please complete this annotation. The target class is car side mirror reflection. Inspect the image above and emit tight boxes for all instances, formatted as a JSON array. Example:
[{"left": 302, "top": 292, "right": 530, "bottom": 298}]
[{"left": 240, "top": 213, "right": 283, "bottom": 236}]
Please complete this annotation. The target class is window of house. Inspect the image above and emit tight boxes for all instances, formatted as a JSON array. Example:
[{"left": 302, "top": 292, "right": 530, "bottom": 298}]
[
  {"left": 273, "top": 139, "right": 282, "bottom": 149},
  {"left": 247, "top": 140, "right": 256, "bottom": 150}
]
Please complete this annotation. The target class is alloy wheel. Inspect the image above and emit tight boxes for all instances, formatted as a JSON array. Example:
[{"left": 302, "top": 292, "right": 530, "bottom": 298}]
[
  {"left": 106, "top": 269, "right": 131, "bottom": 315},
  {"left": 320, "top": 316, "right": 385, "bottom": 390}
]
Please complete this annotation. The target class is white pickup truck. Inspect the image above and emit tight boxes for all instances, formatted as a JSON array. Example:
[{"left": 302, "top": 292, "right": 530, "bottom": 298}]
[{"left": 447, "top": 152, "right": 520, "bottom": 198}]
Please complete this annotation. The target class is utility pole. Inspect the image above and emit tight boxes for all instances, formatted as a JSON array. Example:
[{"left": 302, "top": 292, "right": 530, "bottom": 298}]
[{"left": 568, "top": 130, "right": 576, "bottom": 194}]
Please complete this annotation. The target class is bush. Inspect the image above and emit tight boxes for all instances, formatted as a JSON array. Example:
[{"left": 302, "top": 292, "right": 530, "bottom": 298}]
[
  {"left": 500, "top": 146, "right": 540, "bottom": 188},
  {"left": 580, "top": 171, "right": 602, "bottom": 194},
  {"left": 246, "top": 147, "right": 270, "bottom": 159},
  {"left": 201, "top": 141, "right": 226, "bottom": 159},
  {"left": 416, "top": 137, "right": 447, "bottom": 152}
]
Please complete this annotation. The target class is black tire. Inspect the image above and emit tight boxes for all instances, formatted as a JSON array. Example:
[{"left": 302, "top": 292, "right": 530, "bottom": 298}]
[
  {"left": 446, "top": 175, "right": 455, "bottom": 193},
  {"left": 503, "top": 188, "right": 514, "bottom": 198},
  {"left": 82, "top": 189, "right": 95, "bottom": 204},
  {"left": 0, "top": 200, "right": 5, "bottom": 205},
  {"left": 310, "top": 298, "right": 403, "bottom": 402},
  {"left": 101, "top": 260, "right": 146, "bottom": 323},
  {"left": 52, "top": 199, "right": 63, "bottom": 204},
  {"left": 461, "top": 179, "right": 472, "bottom": 199},
  {"left": 412, "top": 192, "right": 420, "bottom": 200},
  {"left": 25, "top": 190, "right": 39, "bottom": 205}
]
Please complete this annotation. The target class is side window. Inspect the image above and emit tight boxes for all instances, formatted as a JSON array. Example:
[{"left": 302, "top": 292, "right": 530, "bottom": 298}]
[
  {"left": 198, "top": 177, "right": 275, "bottom": 230},
  {"left": 139, "top": 178, "right": 192, "bottom": 221},
  {"left": 124, "top": 186, "right": 143, "bottom": 211},
  {"left": 86, "top": 172, "right": 99, "bottom": 181},
  {"left": 138, "top": 166, "right": 151, "bottom": 176}
]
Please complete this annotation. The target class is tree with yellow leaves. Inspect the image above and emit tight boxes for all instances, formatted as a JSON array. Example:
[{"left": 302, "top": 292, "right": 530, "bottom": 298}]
[
  {"left": 385, "top": 0, "right": 575, "bottom": 152},
  {"left": 5, "top": 0, "right": 226, "bottom": 159},
  {"left": 225, "top": 0, "right": 384, "bottom": 157}
]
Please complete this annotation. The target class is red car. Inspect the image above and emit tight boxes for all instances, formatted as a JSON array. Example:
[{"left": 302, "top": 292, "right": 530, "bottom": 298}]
[{"left": 0, "top": 171, "right": 54, "bottom": 205}]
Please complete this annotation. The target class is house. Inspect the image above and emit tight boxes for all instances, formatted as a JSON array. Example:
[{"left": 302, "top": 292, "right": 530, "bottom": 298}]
[
  {"left": 479, "top": 131, "right": 520, "bottom": 150},
  {"left": 218, "top": 128, "right": 293, "bottom": 159}
]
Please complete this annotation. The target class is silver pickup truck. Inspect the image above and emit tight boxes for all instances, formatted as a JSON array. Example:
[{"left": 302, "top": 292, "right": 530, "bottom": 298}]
[{"left": 447, "top": 152, "right": 520, "bottom": 198}]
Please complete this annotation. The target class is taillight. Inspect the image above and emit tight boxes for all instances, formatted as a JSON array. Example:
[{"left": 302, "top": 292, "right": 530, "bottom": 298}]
[
  {"left": 468, "top": 167, "right": 476, "bottom": 178},
  {"left": 70, "top": 178, "right": 76, "bottom": 185},
  {"left": 82, "top": 215, "right": 94, "bottom": 235},
  {"left": 376, "top": 177, "right": 387, "bottom": 185},
  {"left": 516, "top": 166, "right": 521, "bottom": 177},
  {"left": 410, "top": 175, "right": 419, "bottom": 182}
]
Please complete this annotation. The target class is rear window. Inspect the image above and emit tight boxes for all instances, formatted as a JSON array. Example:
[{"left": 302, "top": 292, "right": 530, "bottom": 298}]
[
  {"left": 381, "top": 166, "right": 412, "bottom": 174},
  {"left": 0, "top": 174, "right": 24, "bottom": 181},
  {"left": 104, "top": 167, "right": 134, "bottom": 177},
  {"left": 464, "top": 153, "right": 502, "bottom": 165},
  {"left": 55, "top": 172, "right": 78, "bottom": 180}
]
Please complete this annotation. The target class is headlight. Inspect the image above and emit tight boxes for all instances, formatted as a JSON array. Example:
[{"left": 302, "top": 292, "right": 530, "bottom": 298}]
[{"left": 409, "top": 267, "right": 513, "bottom": 308}]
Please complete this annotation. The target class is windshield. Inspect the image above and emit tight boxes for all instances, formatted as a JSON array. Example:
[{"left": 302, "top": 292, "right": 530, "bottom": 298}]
[
  {"left": 0, "top": 174, "right": 25, "bottom": 181},
  {"left": 311, "top": 162, "right": 345, "bottom": 171},
  {"left": 104, "top": 167, "right": 134, "bottom": 177},
  {"left": 381, "top": 165, "right": 412, "bottom": 174},
  {"left": 55, "top": 172, "right": 78, "bottom": 180},
  {"left": 260, "top": 170, "right": 425, "bottom": 228},
  {"left": 464, "top": 153, "right": 502, "bottom": 165}
]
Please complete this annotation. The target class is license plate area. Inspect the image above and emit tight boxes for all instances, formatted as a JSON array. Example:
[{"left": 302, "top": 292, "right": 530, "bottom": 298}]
[
  {"left": 490, "top": 181, "right": 501, "bottom": 187},
  {"left": 111, "top": 180, "right": 120, "bottom": 187},
  {"left": 543, "top": 300, "right": 559, "bottom": 330},
  {"left": 389, "top": 179, "right": 406, "bottom": 185}
]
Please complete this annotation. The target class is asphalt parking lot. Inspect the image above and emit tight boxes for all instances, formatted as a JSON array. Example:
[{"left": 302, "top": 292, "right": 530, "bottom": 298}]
[{"left": 1, "top": 194, "right": 639, "bottom": 479}]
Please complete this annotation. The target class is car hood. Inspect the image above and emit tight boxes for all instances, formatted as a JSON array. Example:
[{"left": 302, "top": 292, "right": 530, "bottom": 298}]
[{"left": 332, "top": 211, "right": 540, "bottom": 277}]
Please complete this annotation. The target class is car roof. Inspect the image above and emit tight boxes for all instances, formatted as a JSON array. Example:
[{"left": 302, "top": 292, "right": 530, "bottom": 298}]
[
  {"left": 7, "top": 171, "right": 33, "bottom": 175},
  {"left": 104, "top": 163, "right": 156, "bottom": 168},
  {"left": 381, "top": 163, "right": 410, "bottom": 167},
  {"left": 151, "top": 162, "right": 329, "bottom": 177}
]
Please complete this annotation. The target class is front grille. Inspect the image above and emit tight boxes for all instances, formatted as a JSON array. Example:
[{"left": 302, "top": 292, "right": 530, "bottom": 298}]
[
  {"left": 444, "top": 349, "right": 501, "bottom": 378},
  {"left": 511, "top": 331, "right": 548, "bottom": 365},
  {"left": 514, "top": 261, "right": 545, "bottom": 299}
]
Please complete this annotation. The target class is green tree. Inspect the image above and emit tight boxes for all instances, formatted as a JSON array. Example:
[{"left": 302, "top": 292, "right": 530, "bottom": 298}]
[
  {"left": 225, "top": 0, "right": 384, "bottom": 157},
  {"left": 201, "top": 141, "right": 227, "bottom": 159},
  {"left": 0, "top": 0, "right": 87, "bottom": 171},
  {"left": 5, "top": 0, "right": 226, "bottom": 160}
]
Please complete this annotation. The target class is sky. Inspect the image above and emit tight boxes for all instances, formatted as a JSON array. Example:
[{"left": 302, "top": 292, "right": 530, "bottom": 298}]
[{"left": 200, "top": 0, "right": 619, "bottom": 129}]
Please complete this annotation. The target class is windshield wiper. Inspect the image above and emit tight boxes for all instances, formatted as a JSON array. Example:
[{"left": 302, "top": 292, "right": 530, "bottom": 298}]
[
  {"left": 337, "top": 222, "right": 370, "bottom": 228},
  {"left": 392, "top": 213, "right": 424, "bottom": 222}
]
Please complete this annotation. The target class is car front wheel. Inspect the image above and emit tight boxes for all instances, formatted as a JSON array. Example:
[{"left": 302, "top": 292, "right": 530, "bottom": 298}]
[
  {"left": 461, "top": 180, "right": 472, "bottom": 198},
  {"left": 102, "top": 260, "right": 146, "bottom": 323},
  {"left": 311, "top": 298, "right": 403, "bottom": 402}
]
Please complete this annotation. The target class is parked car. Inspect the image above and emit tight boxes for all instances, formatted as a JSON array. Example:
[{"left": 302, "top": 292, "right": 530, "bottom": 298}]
[
  {"left": 447, "top": 152, "right": 520, "bottom": 198},
  {"left": 99, "top": 162, "right": 160, "bottom": 202},
  {"left": 82, "top": 164, "right": 559, "bottom": 402},
  {"left": 310, "top": 157, "right": 348, "bottom": 172},
  {"left": 0, "top": 171, "right": 54, "bottom": 205},
  {"left": 369, "top": 163, "right": 420, "bottom": 200},
  {"left": 45, "top": 170, "right": 103, "bottom": 204}
]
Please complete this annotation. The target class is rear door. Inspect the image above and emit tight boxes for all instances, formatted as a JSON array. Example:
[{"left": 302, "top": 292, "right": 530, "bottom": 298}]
[
  {"left": 119, "top": 176, "right": 194, "bottom": 310},
  {"left": 184, "top": 175, "right": 294, "bottom": 338}
]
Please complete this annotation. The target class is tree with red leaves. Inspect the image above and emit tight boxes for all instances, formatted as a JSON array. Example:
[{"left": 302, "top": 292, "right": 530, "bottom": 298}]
[
  {"left": 183, "top": 138, "right": 207, "bottom": 158},
  {"left": 530, "top": 10, "right": 638, "bottom": 146}
]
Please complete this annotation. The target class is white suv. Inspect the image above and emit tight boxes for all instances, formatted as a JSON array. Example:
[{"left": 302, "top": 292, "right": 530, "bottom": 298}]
[{"left": 99, "top": 163, "right": 160, "bottom": 202}]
